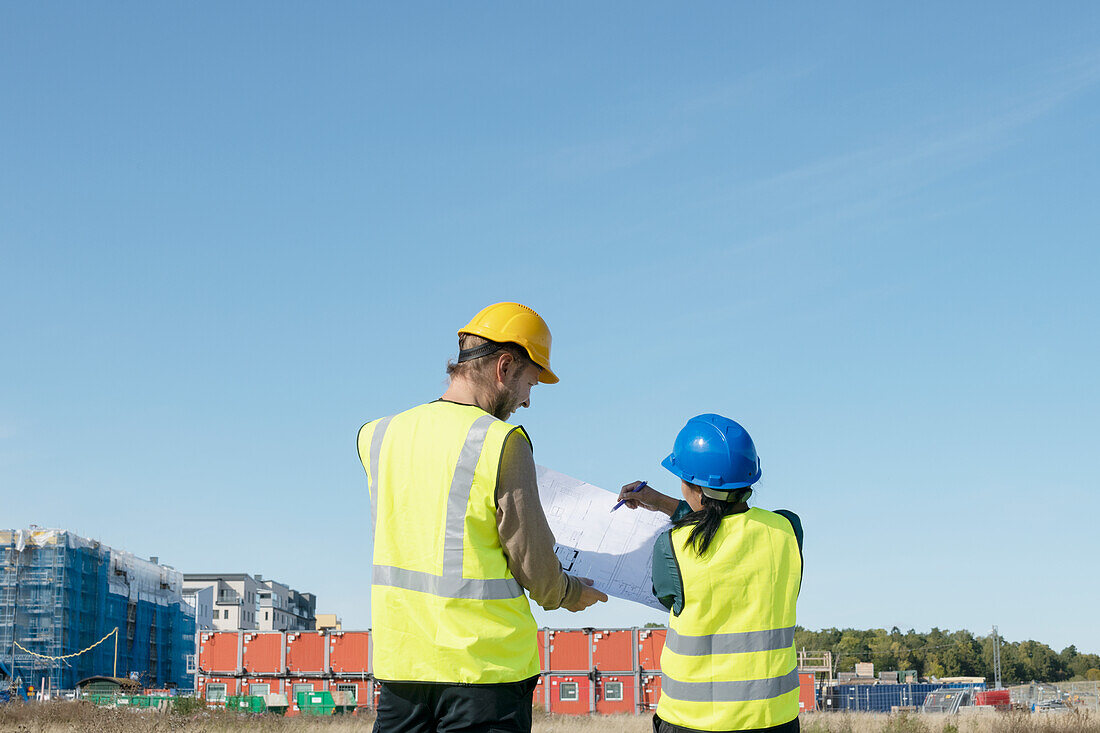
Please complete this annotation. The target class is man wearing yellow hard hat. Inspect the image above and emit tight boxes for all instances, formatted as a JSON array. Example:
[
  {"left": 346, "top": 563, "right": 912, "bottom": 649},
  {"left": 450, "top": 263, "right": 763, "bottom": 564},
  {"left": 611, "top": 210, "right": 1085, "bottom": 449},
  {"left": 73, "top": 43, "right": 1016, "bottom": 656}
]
[{"left": 358, "top": 302, "right": 607, "bottom": 732}]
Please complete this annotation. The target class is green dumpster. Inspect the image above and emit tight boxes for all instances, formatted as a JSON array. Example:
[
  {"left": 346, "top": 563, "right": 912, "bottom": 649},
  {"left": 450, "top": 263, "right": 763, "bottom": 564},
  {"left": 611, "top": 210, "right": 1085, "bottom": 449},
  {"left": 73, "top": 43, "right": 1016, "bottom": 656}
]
[
  {"left": 114, "top": 695, "right": 132, "bottom": 707},
  {"left": 227, "top": 695, "right": 267, "bottom": 713},
  {"left": 295, "top": 690, "right": 356, "bottom": 715},
  {"left": 297, "top": 690, "right": 333, "bottom": 716},
  {"left": 129, "top": 695, "right": 153, "bottom": 709},
  {"left": 297, "top": 690, "right": 339, "bottom": 716}
]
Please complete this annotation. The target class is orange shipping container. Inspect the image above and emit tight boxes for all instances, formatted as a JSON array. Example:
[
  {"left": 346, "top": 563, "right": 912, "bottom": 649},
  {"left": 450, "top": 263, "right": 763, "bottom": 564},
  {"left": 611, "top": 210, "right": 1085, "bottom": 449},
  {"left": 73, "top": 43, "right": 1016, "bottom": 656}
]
[
  {"left": 595, "top": 675, "right": 635, "bottom": 714},
  {"left": 329, "top": 631, "right": 370, "bottom": 674},
  {"left": 533, "top": 675, "right": 547, "bottom": 710},
  {"left": 546, "top": 630, "right": 589, "bottom": 672},
  {"left": 591, "top": 629, "right": 634, "bottom": 672},
  {"left": 286, "top": 678, "right": 320, "bottom": 714},
  {"left": 640, "top": 673, "right": 662, "bottom": 710},
  {"left": 329, "top": 678, "right": 371, "bottom": 711},
  {"left": 536, "top": 630, "right": 547, "bottom": 670},
  {"left": 637, "top": 628, "right": 666, "bottom": 670},
  {"left": 243, "top": 677, "right": 282, "bottom": 697},
  {"left": 198, "top": 675, "right": 239, "bottom": 704},
  {"left": 546, "top": 674, "right": 590, "bottom": 715},
  {"left": 287, "top": 631, "right": 327, "bottom": 675},
  {"left": 198, "top": 632, "right": 240, "bottom": 675},
  {"left": 242, "top": 631, "right": 284, "bottom": 675},
  {"left": 798, "top": 673, "right": 816, "bottom": 713}
]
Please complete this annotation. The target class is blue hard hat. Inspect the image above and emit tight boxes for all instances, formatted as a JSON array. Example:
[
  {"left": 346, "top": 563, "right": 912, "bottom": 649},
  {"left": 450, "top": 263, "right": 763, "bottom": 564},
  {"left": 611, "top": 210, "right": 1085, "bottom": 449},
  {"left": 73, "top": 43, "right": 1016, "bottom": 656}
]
[{"left": 661, "top": 414, "right": 761, "bottom": 491}]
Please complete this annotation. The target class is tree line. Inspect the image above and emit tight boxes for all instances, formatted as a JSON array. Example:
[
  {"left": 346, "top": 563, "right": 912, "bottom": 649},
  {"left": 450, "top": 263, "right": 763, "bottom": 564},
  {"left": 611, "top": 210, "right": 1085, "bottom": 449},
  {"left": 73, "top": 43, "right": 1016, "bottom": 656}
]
[{"left": 793, "top": 627, "right": 1100, "bottom": 684}]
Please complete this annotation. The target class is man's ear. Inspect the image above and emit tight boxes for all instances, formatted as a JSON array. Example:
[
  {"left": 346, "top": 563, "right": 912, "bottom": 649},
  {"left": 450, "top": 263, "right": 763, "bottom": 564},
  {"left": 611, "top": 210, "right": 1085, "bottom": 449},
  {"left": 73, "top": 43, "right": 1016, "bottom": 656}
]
[{"left": 495, "top": 351, "right": 516, "bottom": 383}]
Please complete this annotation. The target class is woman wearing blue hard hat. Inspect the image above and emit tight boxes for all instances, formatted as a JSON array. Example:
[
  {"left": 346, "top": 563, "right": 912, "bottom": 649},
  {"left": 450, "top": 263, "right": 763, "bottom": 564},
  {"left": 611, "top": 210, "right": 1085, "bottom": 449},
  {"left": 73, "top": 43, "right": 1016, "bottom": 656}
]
[{"left": 617, "top": 414, "right": 804, "bottom": 733}]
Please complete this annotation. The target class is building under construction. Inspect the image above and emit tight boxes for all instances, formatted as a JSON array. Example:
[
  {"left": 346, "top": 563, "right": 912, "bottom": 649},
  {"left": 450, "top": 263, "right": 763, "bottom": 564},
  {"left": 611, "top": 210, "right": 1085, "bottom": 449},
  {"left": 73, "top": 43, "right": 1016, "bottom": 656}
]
[{"left": 0, "top": 528, "right": 195, "bottom": 691}]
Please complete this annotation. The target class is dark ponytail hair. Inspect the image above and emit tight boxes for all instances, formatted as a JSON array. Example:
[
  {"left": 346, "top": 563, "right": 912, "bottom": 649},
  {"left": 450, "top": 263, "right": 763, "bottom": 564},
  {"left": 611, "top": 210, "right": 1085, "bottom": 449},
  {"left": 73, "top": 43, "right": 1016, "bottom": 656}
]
[{"left": 673, "top": 488, "right": 752, "bottom": 556}]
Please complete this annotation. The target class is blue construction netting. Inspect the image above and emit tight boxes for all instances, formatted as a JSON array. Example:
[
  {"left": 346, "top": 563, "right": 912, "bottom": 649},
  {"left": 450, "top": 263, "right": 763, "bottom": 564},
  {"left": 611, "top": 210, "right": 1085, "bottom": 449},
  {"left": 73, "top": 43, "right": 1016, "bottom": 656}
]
[
  {"left": 821, "top": 682, "right": 985, "bottom": 712},
  {"left": 1, "top": 529, "right": 195, "bottom": 691}
]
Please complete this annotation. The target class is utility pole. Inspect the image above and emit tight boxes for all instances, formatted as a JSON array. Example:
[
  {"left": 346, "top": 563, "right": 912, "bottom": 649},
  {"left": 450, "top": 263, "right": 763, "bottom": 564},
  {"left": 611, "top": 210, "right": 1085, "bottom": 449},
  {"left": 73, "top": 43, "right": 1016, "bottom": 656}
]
[{"left": 992, "top": 625, "right": 1002, "bottom": 690}]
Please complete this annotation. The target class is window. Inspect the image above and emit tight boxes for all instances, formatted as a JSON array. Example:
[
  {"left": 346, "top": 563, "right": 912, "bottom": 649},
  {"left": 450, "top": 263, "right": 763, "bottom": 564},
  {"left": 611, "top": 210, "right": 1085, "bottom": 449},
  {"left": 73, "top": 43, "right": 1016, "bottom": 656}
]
[
  {"left": 558, "top": 681, "right": 579, "bottom": 702},
  {"left": 265, "top": 611, "right": 268, "bottom": 621},
  {"left": 337, "top": 683, "right": 358, "bottom": 702},
  {"left": 205, "top": 683, "right": 227, "bottom": 702},
  {"left": 185, "top": 655, "right": 196, "bottom": 674},
  {"left": 249, "top": 683, "right": 270, "bottom": 696},
  {"left": 292, "top": 682, "right": 314, "bottom": 709},
  {"left": 604, "top": 681, "right": 623, "bottom": 701}
]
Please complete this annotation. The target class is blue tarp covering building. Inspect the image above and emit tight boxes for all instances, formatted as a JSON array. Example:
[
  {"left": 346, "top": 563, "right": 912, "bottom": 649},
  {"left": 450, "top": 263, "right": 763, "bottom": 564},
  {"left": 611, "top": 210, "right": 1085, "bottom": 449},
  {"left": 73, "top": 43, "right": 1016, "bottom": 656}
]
[{"left": 1, "top": 529, "right": 195, "bottom": 691}]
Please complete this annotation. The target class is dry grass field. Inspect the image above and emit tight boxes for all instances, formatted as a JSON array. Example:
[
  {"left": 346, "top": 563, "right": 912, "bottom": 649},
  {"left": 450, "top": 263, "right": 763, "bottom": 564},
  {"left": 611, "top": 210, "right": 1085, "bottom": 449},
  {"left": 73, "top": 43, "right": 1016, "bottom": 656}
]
[{"left": 0, "top": 704, "right": 1097, "bottom": 733}]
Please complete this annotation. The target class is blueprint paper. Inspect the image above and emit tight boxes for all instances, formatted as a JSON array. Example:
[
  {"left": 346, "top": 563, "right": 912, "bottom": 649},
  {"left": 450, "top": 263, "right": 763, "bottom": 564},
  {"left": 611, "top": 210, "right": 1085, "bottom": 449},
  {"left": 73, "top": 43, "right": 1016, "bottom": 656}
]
[{"left": 536, "top": 465, "right": 671, "bottom": 612}]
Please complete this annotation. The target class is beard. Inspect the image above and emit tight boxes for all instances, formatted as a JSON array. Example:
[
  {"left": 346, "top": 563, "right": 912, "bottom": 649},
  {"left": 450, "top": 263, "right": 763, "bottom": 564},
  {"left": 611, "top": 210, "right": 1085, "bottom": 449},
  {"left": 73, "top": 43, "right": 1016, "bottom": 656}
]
[{"left": 487, "top": 376, "right": 525, "bottom": 421}]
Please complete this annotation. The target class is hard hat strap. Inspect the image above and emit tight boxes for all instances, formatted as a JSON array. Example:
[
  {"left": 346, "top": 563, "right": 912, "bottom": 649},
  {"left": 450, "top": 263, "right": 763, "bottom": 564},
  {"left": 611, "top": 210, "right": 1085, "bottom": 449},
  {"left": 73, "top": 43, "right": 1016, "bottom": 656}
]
[
  {"left": 700, "top": 486, "right": 752, "bottom": 503},
  {"left": 456, "top": 342, "right": 503, "bottom": 364}
]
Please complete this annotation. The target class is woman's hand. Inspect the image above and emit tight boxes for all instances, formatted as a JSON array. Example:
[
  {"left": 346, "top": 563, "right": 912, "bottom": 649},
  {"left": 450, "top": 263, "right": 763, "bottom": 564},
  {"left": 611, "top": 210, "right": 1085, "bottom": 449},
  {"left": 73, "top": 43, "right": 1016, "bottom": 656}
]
[{"left": 616, "top": 481, "right": 679, "bottom": 517}]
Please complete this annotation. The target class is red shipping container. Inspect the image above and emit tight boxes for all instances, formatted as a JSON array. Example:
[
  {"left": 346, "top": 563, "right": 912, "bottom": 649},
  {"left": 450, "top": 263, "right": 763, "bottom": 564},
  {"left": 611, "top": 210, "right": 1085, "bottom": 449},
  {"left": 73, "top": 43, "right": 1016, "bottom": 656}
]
[
  {"left": 243, "top": 677, "right": 282, "bottom": 697},
  {"left": 546, "top": 630, "right": 589, "bottom": 672},
  {"left": 547, "top": 674, "right": 590, "bottom": 715},
  {"left": 537, "top": 630, "right": 547, "bottom": 671},
  {"left": 637, "top": 628, "right": 666, "bottom": 670},
  {"left": 533, "top": 675, "right": 547, "bottom": 710},
  {"left": 798, "top": 673, "right": 815, "bottom": 712},
  {"left": 287, "top": 631, "right": 327, "bottom": 675},
  {"left": 329, "top": 631, "right": 370, "bottom": 674},
  {"left": 199, "top": 675, "right": 239, "bottom": 704},
  {"left": 241, "top": 631, "right": 284, "bottom": 675},
  {"left": 198, "top": 632, "right": 240, "bottom": 675},
  {"left": 330, "top": 677, "right": 371, "bottom": 711},
  {"left": 286, "top": 678, "right": 320, "bottom": 714},
  {"left": 975, "top": 690, "right": 1011, "bottom": 708},
  {"left": 595, "top": 675, "right": 635, "bottom": 714},
  {"left": 640, "top": 673, "right": 662, "bottom": 710},
  {"left": 592, "top": 629, "right": 634, "bottom": 672}
]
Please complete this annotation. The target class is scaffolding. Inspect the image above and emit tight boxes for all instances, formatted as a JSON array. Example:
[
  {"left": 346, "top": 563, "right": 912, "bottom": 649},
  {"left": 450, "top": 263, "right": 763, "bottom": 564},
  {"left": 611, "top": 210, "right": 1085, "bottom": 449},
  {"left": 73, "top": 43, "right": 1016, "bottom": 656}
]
[
  {"left": 1, "top": 529, "right": 195, "bottom": 691},
  {"left": 797, "top": 648, "right": 835, "bottom": 685}
]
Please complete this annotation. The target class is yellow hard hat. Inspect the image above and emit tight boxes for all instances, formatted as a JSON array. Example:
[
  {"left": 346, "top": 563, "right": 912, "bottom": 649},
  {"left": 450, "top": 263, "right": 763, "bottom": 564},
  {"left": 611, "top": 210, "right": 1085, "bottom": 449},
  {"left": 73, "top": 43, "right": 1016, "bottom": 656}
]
[{"left": 458, "top": 302, "right": 559, "bottom": 384}]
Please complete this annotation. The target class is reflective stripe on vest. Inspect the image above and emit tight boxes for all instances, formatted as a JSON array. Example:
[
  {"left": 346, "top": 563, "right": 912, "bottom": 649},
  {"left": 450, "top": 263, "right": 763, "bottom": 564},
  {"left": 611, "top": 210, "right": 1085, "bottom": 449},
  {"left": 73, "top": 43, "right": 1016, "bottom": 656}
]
[
  {"left": 665, "top": 626, "right": 796, "bottom": 656},
  {"left": 657, "top": 507, "right": 801, "bottom": 731},
  {"left": 367, "top": 412, "right": 522, "bottom": 601},
  {"left": 662, "top": 668, "right": 800, "bottom": 703}
]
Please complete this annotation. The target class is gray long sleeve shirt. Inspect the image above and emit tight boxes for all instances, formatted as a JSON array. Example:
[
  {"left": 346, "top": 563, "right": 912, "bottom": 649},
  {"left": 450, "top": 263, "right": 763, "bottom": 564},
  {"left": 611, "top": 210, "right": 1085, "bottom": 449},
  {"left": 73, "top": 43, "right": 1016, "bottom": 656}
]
[{"left": 495, "top": 429, "right": 584, "bottom": 611}]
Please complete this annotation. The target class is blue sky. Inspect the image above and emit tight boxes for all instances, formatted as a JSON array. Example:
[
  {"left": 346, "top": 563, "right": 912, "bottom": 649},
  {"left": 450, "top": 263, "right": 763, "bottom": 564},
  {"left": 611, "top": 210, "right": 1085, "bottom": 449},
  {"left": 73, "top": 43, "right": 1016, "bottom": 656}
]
[{"left": 3, "top": 3, "right": 1099, "bottom": 655}]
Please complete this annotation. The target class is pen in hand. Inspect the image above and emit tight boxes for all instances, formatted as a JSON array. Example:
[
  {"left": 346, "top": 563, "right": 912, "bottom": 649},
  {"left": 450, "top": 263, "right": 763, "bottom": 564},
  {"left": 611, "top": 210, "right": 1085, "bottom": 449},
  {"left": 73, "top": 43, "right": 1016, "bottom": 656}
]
[{"left": 611, "top": 481, "right": 647, "bottom": 512}]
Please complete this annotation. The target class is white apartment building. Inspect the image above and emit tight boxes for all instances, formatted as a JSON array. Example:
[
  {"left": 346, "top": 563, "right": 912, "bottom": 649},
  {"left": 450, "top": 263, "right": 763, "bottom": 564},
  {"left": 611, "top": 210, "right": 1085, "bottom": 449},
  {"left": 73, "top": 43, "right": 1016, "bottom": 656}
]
[
  {"left": 183, "top": 573, "right": 315, "bottom": 632},
  {"left": 182, "top": 585, "right": 215, "bottom": 631}
]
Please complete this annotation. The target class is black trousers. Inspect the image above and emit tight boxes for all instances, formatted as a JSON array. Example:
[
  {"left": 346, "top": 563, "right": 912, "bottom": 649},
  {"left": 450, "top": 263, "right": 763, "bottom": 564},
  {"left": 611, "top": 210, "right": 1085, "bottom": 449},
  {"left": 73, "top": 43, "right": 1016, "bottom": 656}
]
[
  {"left": 373, "top": 677, "right": 539, "bottom": 733},
  {"left": 653, "top": 712, "right": 800, "bottom": 733}
]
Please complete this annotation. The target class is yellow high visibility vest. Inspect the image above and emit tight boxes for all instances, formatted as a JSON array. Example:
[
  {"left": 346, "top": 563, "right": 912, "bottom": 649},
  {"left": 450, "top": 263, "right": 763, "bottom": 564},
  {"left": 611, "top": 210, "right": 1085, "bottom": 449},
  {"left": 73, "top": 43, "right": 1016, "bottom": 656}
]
[
  {"left": 357, "top": 401, "right": 539, "bottom": 684},
  {"left": 657, "top": 508, "right": 801, "bottom": 731}
]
